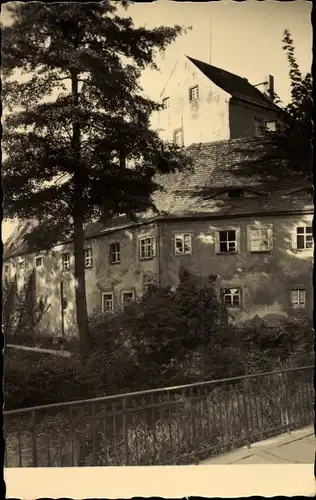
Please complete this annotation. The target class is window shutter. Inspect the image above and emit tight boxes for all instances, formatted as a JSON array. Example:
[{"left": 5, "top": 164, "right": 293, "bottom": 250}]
[
  {"left": 215, "top": 231, "right": 220, "bottom": 254},
  {"left": 291, "top": 229, "right": 297, "bottom": 250},
  {"left": 247, "top": 226, "right": 253, "bottom": 252},
  {"left": 152, "top": 237, "right": 157, "bottom": 257},
  {"left": 235, "top": 227, "right": 241, "bottom": 252},
  {"left": 267, "top": 224, "right": 273, "bottom": 251}
]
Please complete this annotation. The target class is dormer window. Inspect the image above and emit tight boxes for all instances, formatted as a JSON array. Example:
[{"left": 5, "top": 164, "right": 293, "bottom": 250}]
[
  {"left": 189, "top": 85, "right": 199, "bottom": 101},
  {"left": 162, "top": 97, "right": 170, "bottom": 109},
  {"left": 228, "top": 189, "right": 244, "bottom": 199}
]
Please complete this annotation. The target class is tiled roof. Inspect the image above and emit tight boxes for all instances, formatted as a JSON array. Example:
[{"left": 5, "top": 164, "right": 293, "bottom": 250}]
[
  {"left": 187, "top": 56, "right": 280, "bottom": 112},
  {"left": 3, "top": 138, "right": 312, "bottom": 260}
]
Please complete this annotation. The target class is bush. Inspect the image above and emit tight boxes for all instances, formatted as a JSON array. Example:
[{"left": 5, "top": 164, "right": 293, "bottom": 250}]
[{"left": 4, "top": 276, "right": 313, "bottom": 410}]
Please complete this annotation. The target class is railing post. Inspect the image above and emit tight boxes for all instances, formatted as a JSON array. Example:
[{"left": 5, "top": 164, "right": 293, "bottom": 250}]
[
  {"left": 242, "top": 380, "right": 251, "bottom": 449},
  {"left": 281, "top": 370, "right": 291, "bottom": 434},
  {"left": 30, "top": 410, "right": 38, "bottom": 467},
  {"left": 122, "top": 397, "right": 129, "bottom": 465}
]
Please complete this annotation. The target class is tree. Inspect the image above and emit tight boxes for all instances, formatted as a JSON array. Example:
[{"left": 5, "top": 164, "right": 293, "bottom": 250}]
[
  {"left": 232, "top": 29, "right": 312, "bottom": 182},
  {"left": 2, "top": 2, "right": 192, "bottom": 354},
  {"left": 114, "top": 272, "right": 229, "bottom": 384}
]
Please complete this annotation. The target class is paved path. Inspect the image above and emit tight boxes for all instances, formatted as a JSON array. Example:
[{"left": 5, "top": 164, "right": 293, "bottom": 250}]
[{"left": 201, "top": 426, "right": 315, "bottom": 464}]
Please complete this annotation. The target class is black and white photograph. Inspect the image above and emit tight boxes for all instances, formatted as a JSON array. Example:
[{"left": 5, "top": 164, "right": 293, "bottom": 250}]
[{"left": 2, "top": 0, "right": 314, "bottom": 495}]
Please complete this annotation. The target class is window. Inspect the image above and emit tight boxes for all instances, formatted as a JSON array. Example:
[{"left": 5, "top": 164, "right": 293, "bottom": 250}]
[
  {"left": 291, "top": 289, "right": 306, "bottom": 309},
  {"left": 35, "top": 256, "right": 43, "bottom": 268},
  {"left": 265, "top": 120, "right": 277, "bottom": 132},
  {"left": 221, "top": 288, "right": 242, "bottom": 308},
  {"left": 122, "top": 291, "right": 135, "bottom": 307},
  {"left": 173, "top": 128, "right": 183, "bottom": 147},
  {"left": 4, "top": 263, "right": 9, "bottom": 274},
  {"left": 216, "top": 230, "right": 238, "bottom": 254},
  {"left": 175, "top": 234, "right": 192, "bottom": 255},
  {"left": 248, "top": 225, "right": 273, "bottom": 252},
  {"left": 254, "top": 118, "right": 264, "bottom": 137},
  {"left": 109, "top": 242, "right": 121, "bottom": 264},
  {"left": 228, "top": 189, "right": 244, "bottom": 199},
  {"left": 139, "top": 237, "right": 156, "bottom": 260},
  {"left": 84, "top": 248, "right": 93, "bottom": 268},
  {"left": 62, "top": 252, "right": 70, "bottom": 271},
  {"left": 18, "top": 259, "right": 25, "bottom": 270},
  {"left": 102, "top": 292, "right": 114, "bottom": 313},
  {"left": 162, "top": 97, "right": 170, "bottom": 109},
  {"left": 189, "top": 85, "right": 199, "bottom": 101},
  {"left": 295, "top": 226, "right": 313, "bottom": 250}
]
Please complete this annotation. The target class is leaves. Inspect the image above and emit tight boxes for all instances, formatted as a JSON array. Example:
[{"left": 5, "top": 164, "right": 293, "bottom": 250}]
[{"left": 2, "top": 1, "right": 191, "bottom": 246}]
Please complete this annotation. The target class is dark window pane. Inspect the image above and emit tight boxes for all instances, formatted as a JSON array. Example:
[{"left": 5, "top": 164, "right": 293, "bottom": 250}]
[
  {"left": 296, "top": 227, "right": 304, "bottom": 234},
  {"left": 228, "top": 230, "right": 236, "bottom": 240},
  {"left": 306, "top": 227, "right": 312, "bottom": 233},
  {"left": 296, "top": 235, "right": 305, "bottom": 249},
  {"left": 219, "top": 242, "right": 228, "bottom": 252},
  {"left": 219, "top": 231, "right": 227, "bottom": 242}
]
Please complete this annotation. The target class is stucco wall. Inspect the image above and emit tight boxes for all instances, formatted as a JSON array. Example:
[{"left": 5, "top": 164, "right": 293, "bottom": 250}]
[
  {"left": 151, "top": 58, "right": 231, "bottom": 146},
  {"left": 158, "top": 214, "right": 313, "bottom": 324},
  {"left": 229, "top": 98, "right": 279, "bottom": 139}
]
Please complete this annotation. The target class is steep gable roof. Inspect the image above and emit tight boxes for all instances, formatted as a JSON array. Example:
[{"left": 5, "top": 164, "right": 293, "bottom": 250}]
[{"left": 186, "top": 56, "right": 280, "bottom": 112}]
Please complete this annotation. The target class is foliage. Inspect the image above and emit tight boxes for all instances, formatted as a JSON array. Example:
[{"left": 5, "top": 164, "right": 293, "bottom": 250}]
[
  {"left": 2, "top": 1, "right": 192, "bottom": 352},
  {"left": 233, "top": 29, "right": 312, "bottom": 181},
  {"left": 111, "top": 272, "right": 229, "bottom": 379},
  {"left": 3, "top": 272, "right": 50, "bottom": 342}
]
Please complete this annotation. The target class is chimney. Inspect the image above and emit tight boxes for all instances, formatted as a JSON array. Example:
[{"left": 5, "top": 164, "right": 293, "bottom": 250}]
[{"left": 264, "top": 75, "right": 275, "bottom": 100}]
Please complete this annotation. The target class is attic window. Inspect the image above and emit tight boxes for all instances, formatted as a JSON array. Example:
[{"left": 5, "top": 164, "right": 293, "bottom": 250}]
[
  {"left": 228, "top": 189, "right": 244, "bottom": 198},
  {"left": 162, "top": 97, "right": 170, "bottom": 109},
  {"left": 189, "top": 85, "right": 199, "bottom": 101}
]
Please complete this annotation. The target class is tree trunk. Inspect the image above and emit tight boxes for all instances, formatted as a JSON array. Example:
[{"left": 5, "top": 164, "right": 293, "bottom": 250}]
[
  {"left": 71, "top": 69, "right": 92, "bottom": 356},
  {"left": 74, "top": 214, "right": 92, "bottom": 354}
]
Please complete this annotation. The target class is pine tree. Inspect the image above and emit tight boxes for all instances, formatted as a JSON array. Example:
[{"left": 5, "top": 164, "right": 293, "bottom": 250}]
[{"left": 2, "top": 2, "right": 192, "bottom": 354}]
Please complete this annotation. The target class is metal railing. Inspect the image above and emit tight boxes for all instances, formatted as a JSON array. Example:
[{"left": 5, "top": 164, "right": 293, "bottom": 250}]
[{"left": 4, "top": 365, "right": 314, "bottom": 467}]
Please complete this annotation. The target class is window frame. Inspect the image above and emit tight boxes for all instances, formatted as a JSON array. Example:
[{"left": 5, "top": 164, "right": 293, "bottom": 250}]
[
  {"left": 62, "top": 252, "right": 71, "bottom": 271},
  {"left": 18, "top": 258, "right": 25, "bottom": 271},
  {"left": 293, "top": 226, "right": 313, "bottom": 251},
  {"left": 254, "top": 117, "right": 264, "bottom": 137},
  {"left": 101, "top": 292, "right": 114, "bottom": 313},
  {"left": 173, "top": 128, "right": 183, "bottom": 147},
  {"left": 139, "top": 236, "right": 156, "bottom": 260},
  {"left": 35, "top": 255, "right": 43, "bottom": 268},
  {"left": 215, "top": 227, "right": 240, "bottom": 254},
  {"left": 174, "top": 233, "right": 192, "bottom": 256},
  {"left": 121, "top": 290, "right": 135, "bottom": 308},
  {"left": 109, "top": 242, "right": 121, "bottom": 265},
  {"left": 247, "top": 224, "right": 273, "bottom": 253},
  {"left": 84, "top": 247, "right": 93, "bottom": 269},
  {"left": 220, "top": 287, "right": 242, "bottom": 308},
  {"left": 189, "top": 85, "right": 199, "bottom": 102},
  {"left": 265, "top": 120, "right": 277, "bottom": 132},
  {"left": 162, "top": 97, "right": 170, "bottom": 109},
  {"left": 291, "top": 288, "right": 306, "bottom": 309}
]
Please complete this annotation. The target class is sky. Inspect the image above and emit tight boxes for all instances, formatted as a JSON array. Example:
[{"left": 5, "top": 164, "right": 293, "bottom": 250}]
[{"left": 1, "top": 0, "right": 312, "bottom": 243}]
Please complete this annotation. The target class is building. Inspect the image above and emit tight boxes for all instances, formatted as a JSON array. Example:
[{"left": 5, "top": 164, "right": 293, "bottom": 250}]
[
  {"left": 3, "top": 138, "right": 313, "bottom": 340},
  {"left": 151, "top": 56, "right": 281, "bottom": 147}
]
